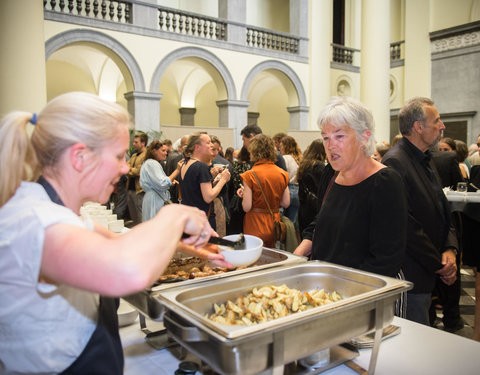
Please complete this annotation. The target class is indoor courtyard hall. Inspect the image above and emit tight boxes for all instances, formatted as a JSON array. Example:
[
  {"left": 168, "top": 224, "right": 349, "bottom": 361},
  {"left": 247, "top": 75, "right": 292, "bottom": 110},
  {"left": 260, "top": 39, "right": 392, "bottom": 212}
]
[{"left": 1, "top": 1, "right": 480, "bottom": 374}]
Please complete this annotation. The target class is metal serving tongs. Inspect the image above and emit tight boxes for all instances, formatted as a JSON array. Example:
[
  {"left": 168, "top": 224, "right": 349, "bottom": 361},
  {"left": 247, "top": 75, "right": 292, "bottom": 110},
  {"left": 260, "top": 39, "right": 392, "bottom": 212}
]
[{"left": 208, "top": 233, "right": 246, "bottom": 250}]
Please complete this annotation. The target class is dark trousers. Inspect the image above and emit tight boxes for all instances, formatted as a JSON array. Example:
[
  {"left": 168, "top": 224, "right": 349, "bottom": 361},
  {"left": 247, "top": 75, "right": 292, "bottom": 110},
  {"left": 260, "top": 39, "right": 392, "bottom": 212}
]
[
  {"left": 406, "top": 292, "right": 431, "bottom": 326},
  {"left": 429, "top": 252, "right": 462, "bottom": 327}
]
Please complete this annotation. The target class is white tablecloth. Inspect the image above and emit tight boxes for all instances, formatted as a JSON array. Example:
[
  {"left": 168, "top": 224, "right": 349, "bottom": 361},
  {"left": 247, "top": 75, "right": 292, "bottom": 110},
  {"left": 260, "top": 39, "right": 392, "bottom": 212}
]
[{"left": 120, "top": 316, "right": 480, "bottom": 375}]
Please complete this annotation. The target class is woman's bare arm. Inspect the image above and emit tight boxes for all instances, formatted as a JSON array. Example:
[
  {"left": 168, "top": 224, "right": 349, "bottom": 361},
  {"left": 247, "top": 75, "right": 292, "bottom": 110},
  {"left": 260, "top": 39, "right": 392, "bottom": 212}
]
[{"left": 40, "top": 204, "right": 213, "bottom": 296}]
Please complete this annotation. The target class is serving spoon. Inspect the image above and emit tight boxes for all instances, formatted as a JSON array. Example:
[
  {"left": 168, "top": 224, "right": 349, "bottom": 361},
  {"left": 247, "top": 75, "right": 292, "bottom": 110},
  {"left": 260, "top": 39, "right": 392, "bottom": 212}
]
[{"left": 208, "top": 233, "right": 246, "bottom": 250}]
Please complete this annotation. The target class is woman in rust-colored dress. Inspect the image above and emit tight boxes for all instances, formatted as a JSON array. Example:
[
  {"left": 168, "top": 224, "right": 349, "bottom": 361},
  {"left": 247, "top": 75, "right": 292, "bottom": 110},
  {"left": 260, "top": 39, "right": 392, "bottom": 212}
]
[{"left": 239, "top": 134, "right": 290, "bottom": 248}]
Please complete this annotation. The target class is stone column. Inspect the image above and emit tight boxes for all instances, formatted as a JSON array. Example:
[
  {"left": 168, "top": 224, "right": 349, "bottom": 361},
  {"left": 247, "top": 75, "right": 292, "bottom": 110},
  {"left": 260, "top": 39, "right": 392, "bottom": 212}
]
[
  {"left": 179, "top": 107, "right": 196, "bottom": 126},
  {"left": 0, "top": 0, "right": 46, "bottom": 115},
  {"left": 218, "top": 0, "right": 246, "bottom": 45},
  {"left": 404, "top": 0, "right": 431, "bottom": 100},
  {"left": 216, "top": 99, "right": 249, "bottom": 148},
  {"left": 287, "top": 106, "right": 309, "bottom": 130},
  {"left": 308, "top": 0, "right": 332, "bottom": 128},
  {"left": 248, "top": 112, "right": 259, "bottom": 125},
  {"left": 360, "top": 0, "right": 390, "bottom": 144},
  {"left": 124, "top": 91, "right": 162, "bottom": 133}
]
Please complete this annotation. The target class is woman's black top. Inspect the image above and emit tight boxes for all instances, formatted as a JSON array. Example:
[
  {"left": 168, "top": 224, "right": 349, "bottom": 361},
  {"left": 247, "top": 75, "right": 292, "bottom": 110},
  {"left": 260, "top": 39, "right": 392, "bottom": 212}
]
[
  {"left": 303, "top": 167, "right": 407, "bottom": 278},
  {"left": 179, "top": 161, "right": 216, "bottom": 229}
]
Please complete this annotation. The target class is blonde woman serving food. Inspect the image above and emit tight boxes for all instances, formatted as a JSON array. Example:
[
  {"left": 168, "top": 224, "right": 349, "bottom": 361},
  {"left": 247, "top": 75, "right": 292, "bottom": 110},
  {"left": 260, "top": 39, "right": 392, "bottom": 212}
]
[{"left": 0, "top": 92, "right": 229, "bottom": 375}]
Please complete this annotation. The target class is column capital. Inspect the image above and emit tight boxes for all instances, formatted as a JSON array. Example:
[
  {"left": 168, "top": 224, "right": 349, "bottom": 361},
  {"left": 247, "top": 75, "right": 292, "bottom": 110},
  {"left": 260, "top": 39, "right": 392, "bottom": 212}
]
[
  {"left": 216, "top": 99, "right": 250, "bottom": 108},
  {"left": 179, "top": 107, "right": 197, "bottom": 115},
  {"left": 124, "top": 91, "right": 163, "bottom": 101},
  {"left": 287, "top": 106, "right": 309, "bottom": 114}
]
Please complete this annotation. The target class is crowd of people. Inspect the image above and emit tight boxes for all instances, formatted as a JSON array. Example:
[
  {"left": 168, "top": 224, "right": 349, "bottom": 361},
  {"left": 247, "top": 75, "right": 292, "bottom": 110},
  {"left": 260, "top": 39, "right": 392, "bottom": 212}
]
[{"left": 2, "top": 91, "right": 480, "bottom": 373}]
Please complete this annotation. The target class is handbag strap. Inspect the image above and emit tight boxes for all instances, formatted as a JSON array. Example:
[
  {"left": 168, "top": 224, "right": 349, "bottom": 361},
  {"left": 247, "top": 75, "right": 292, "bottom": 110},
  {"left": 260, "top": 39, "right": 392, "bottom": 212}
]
[
  {"left": 251, "top": 170, "right": 275, "bottom": 221},
  {"left": 322, "top": 171, "right": 339, "bottom": 205}
]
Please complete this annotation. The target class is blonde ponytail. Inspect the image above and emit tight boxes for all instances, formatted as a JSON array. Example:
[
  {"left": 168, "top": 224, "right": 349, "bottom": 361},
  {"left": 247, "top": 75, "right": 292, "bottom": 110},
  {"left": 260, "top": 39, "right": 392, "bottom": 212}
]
[{"left": 0, "top": 112, "right": 40, "bottom": 207}]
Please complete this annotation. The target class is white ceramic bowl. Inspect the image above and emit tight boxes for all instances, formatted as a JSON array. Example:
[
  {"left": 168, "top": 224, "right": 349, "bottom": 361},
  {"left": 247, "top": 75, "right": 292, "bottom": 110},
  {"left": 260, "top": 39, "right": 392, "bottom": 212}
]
[
  {"left": 218, "top": 234, "right": 263, "bottom": 267},
  {"left": 117, "top": 299, "right": 138, "bottom": 327}
]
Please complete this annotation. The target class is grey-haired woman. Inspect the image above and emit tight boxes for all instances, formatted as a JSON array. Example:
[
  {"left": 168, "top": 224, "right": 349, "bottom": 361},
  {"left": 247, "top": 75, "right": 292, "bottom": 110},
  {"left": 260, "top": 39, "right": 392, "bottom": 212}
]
[{"left": 294, "top": 96, "right": 407, "bottom": 278}]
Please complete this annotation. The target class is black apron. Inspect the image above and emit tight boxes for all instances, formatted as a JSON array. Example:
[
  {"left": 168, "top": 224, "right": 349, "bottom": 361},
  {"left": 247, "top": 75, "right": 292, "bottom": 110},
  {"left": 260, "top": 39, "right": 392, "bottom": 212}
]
[{"left": 38, "top": 177, "right": 124, "bottom": 375}]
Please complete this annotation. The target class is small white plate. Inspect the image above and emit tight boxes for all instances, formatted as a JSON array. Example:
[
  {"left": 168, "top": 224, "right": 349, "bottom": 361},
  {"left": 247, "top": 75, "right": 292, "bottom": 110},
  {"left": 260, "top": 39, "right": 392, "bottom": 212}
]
[{"left": 118, "top": 299, "right": 138, "bottom": 327}]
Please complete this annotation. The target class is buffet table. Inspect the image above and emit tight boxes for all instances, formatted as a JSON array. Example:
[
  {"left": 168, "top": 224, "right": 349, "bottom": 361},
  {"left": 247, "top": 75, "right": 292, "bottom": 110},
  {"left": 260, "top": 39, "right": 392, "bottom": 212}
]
[{"left": 120, "top": 316, "right": 480, "bottom": 375}]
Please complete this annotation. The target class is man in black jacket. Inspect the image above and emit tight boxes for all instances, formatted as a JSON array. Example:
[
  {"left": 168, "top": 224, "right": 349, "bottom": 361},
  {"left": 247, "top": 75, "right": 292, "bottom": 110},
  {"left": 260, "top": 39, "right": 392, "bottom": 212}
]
[{"left": 382, "top": 97, "right": 458, "bottom": 325}]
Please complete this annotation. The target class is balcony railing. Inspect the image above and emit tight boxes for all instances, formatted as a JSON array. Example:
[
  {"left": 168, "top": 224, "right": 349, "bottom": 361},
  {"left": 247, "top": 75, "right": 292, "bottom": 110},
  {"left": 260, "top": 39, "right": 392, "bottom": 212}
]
[
  {"left": 331, "top": 41, "right": 405, "bottom": 70},
  {"left": 246, "top": 27, "right": 299, "bottom": 54},
  {"left": 43, "top": 0, "right": 131, "bottom": 23},
  {"left": 157, "top": 7, "right": 226, "bottom": 40},
  {"left": 390, "top": 40, "right": 404, "bottom": 66},
  {"left": 390, "top": 40, "right": 405, "bottom": 62},
  {"left": 332, "top": 43, "right": 359, "bottom": 65},
  {"left": 43, "top": 0, "right": 305, "bottom": 58}
]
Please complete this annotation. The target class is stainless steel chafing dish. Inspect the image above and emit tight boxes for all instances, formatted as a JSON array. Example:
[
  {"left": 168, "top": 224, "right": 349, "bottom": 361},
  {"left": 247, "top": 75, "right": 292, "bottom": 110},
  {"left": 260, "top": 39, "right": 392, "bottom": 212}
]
[
  {"left": 123, "top": 247, "right": 306, "bottom": 320},
  {"left": 156, "top": 262, "right": 412, "bottom": 375}
]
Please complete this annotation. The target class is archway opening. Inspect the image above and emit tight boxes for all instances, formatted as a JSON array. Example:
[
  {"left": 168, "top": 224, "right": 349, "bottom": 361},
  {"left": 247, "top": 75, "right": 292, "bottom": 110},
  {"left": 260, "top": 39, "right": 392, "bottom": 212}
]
[
  {"left": 46, "top": 42, "right": 134, "bottom": 109},
  {"left": 158, "top": 57, "right": 228, "bottom": 127},
  {"left": 246, "top": 68, "right": 299, "bottom": 135}
]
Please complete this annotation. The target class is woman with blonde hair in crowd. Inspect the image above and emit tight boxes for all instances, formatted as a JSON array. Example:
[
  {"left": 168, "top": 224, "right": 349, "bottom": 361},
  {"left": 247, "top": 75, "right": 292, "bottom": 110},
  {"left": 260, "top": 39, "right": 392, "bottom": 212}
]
[
  {"left": 0, "top": 92, "right": 228, "bottom": 374},
  {"left": 140, "top": 139, "right": 181, "bottom": 221},
  {"left": 238, "top": 134, "right": 290, "bottom": 248},
  {"left": 179, "top": 132, "right": 231, "bottom": 230},
  {"left": 279, "top": 135, "right": 302, "bottom": 223}
]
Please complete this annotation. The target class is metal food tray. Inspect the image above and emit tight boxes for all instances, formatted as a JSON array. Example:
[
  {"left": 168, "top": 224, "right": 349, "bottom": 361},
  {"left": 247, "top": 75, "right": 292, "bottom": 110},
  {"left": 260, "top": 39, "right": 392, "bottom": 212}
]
[
  {"left": 157, "top": 262, "right": 412, "bottom": 375},
  {"left": 123, "top": 247, "right": 306, "bottom": 320}
]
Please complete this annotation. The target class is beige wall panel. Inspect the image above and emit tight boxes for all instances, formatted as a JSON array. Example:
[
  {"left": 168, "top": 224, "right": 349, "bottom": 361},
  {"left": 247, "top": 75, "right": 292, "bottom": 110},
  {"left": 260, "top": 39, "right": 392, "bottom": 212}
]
[
  {"left": 287, "top": 130, "right": 323, "bottom": 153},
  {"left": 390, "top": 0, "right": 404, "bottom": 41},
  {"left": 195, "top": 80, "right": 219, "bottom": 127},
  {"left": 247, "top": 0, "right": 289, "bottom": 32},
  {"left": 431, "top": 0, "right": 480, "bottom": 31},
  {"left": 46, "top": 61, "right": 96, "bottom": 100},
  {"left": 160, "top": 78, "right": 181, "bottom": 125},
  {"left": 155, "top": 0, "right": 218, "bottom": 17},
  {"left": 256, "top": 86, "right": 289, "bottom": 136},
  {"left": 389, "top": 66, "right": 404, "bottom": 110},
  {"left": 404, "top": 0, "right": 431, "bottom": 100},
  {"left": 308, "top": 0, "right": 332, "bottom": 130},
  {"left": 0, "top": 0, "right": 46, "bottom": 115}
]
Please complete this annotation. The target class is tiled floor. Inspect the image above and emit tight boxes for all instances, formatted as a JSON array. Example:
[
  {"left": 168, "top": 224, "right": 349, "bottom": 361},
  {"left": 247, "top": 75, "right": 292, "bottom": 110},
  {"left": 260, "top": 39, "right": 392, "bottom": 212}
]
[{"left": 434, "top": 267, "right": 476, "bottom": 340}]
